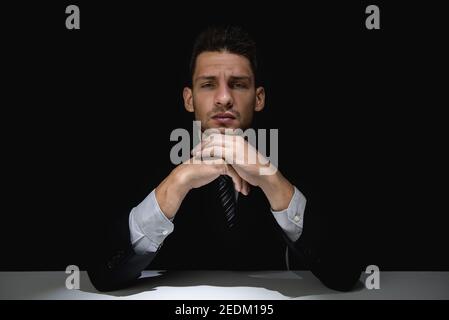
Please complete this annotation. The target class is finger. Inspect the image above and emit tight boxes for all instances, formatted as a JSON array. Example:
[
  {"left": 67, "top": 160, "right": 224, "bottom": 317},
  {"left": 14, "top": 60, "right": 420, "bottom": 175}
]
[
  {"left": 199, "top": 146, "right": 235, "bottom": 164},
  {"left": 191, "top": 144, "right": 199, "bottom": 156},
  {"left": 192, "top": 148, "right": 223, "bottom": 165},
  {"left": 197, "top": 145, "right": 223, "bottom": 159},
  {"left": 191, "top": 141, "right": 209, "bottom": 156},
  {"left": 203, "top": 133, "right": 232, "bottom": 148},
  {"left": 192, "top": 135, "right": 221, "bottom": 156},
  {"left": 202, "top": 136, "right": 246, "bottom": 163}
]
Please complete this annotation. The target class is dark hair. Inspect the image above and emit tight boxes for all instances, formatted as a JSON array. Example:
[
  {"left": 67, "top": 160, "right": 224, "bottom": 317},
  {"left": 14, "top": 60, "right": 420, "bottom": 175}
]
[{"left": 189, "top": 25, "right": 259, "bottom": 85}]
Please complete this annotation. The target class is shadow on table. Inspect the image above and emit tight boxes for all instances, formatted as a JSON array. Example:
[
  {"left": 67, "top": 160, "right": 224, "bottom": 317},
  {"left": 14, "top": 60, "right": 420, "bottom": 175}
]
[{"left": 80, "top": 270, "right": 364, "bottom": 298}]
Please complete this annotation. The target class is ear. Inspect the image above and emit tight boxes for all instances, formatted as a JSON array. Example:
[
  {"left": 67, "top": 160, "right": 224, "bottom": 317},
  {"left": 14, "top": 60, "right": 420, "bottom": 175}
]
[
  {"left": 183, "top": 87, "right": 194, "bottom": 112},
  {"left": 254, "top": 87, "right": 265, "bottom": 112}
]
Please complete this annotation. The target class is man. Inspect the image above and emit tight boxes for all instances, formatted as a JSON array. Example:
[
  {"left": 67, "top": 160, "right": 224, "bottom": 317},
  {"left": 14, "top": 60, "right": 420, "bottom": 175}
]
[{"left": 87, "top": 26, "right": 362, "bottom": 292}]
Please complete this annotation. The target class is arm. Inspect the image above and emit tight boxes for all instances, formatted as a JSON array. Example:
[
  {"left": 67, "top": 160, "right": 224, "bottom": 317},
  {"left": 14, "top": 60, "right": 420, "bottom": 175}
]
[
  {"left": 194, "top": 133, "right": 304, "bottom": 240},
  {"left": 87, "top": 157, "right": 250, "bottom": 292},
  {"left": 86, "top": 169, "right": 185, "bottom": 292},
  {"left": 261, "top": 172, "right": 362, "bottom": 291},
  {"left": 270, "top": 186, "right": 306, "bottom": 242},
  {"left": 195, "top": 133, "right": 362, "bottom": 291}
]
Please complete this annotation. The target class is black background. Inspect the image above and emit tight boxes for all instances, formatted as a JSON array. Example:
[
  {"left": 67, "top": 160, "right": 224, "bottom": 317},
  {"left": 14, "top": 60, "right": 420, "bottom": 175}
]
[{"left": 1, "top": 1, "right": 447, "bottom": 271}]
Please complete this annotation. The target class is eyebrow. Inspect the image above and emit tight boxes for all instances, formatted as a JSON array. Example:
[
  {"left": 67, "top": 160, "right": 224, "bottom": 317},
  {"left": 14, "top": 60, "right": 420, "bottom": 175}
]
[
  {"left": 195, "top": 76, "right": 216, "bottom": 82},
  {"left": 229, "top": 76, "right": 252, "bottom": 82},
  {"left": 194, "top": 75, "right": 252, "bottom": 82}
]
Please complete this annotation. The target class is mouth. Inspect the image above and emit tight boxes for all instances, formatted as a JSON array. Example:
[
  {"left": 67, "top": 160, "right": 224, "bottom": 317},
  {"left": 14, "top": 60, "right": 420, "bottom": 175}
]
[{"left": 211, "top": 112, "right": 237, "bottom": 124}]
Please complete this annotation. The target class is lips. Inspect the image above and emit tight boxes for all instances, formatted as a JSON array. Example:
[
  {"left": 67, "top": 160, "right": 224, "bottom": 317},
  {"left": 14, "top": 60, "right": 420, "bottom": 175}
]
[{"left": 212, "top": 112, "right": 236, "bottom": 120}]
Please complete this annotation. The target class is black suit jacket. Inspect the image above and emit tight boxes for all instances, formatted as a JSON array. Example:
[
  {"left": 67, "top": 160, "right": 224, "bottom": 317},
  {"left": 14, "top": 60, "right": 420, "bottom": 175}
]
[{"left": 86, "top": 168, "right": 363, "bottom": 292}]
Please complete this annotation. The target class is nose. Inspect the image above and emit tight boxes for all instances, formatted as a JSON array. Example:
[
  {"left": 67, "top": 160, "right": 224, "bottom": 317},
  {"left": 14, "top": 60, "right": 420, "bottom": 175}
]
[{"left": 214, "top": 83, "right": 233, "bottom": 109}]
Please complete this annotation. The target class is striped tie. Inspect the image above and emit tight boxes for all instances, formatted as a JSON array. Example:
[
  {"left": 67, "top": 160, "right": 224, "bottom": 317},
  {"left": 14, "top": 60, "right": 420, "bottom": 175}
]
[{"left": 217, "top": 175, "right": 237, "bottom": 228}]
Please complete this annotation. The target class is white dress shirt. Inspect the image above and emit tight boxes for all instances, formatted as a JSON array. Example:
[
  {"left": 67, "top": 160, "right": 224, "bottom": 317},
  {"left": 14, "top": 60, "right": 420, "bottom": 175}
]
[{"left": 129, "top": 186, "right": 306, "bottom": 255}]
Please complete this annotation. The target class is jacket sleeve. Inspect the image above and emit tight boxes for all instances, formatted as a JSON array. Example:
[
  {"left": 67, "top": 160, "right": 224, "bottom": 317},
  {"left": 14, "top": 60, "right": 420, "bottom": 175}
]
[
  {"left": 276, "top": 194, "right": 364, "bottom": 292},
  {"left": 86, "top": 206, "right": 158, "bottom": 292}
]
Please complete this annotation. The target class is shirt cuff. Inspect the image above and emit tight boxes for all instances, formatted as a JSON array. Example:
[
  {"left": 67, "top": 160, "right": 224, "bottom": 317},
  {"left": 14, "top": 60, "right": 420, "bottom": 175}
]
[
  {"left": 129, "top": 189, "right": 174, "bottom": 254},
  {"left": 271, "top": 186, "right": 306, "bottom": 242}
]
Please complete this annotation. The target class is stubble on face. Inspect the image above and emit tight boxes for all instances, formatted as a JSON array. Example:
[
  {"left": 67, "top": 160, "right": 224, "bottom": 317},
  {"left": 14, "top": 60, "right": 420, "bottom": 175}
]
[{"left": 191, "top": 52, "right": 257, "bottom": 132}]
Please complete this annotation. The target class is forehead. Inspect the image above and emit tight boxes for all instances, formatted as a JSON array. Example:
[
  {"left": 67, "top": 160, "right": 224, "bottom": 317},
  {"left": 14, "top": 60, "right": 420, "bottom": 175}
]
[{"left": 194, "top": 51, "right": 253, "bottom": 78}]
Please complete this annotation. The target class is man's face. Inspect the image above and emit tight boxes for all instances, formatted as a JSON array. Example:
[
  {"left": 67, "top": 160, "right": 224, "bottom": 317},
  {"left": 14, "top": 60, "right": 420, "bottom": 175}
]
[{"left": 183, "top": 51, "right": 265, "bottom": 132}]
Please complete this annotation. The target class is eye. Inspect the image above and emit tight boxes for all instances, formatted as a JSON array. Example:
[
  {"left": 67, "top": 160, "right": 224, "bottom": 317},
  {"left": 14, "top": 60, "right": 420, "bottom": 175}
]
[
  {"left": 232, "top": 82, "right": 249, "bottom": 89},
  {"left": 200, "top": 82, "right": 215, "bottom": 88}
]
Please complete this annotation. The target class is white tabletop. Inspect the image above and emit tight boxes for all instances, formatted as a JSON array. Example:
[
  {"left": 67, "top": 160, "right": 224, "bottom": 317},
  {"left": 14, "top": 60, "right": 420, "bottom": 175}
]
[{"left": 1, "top": 270, "right": 448, "bottom": 300}]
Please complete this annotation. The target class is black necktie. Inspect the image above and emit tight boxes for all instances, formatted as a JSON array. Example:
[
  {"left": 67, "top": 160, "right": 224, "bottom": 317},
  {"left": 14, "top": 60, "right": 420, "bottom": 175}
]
[{"left": 217, "top": 175, "right": 237, "bottom": 228}]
